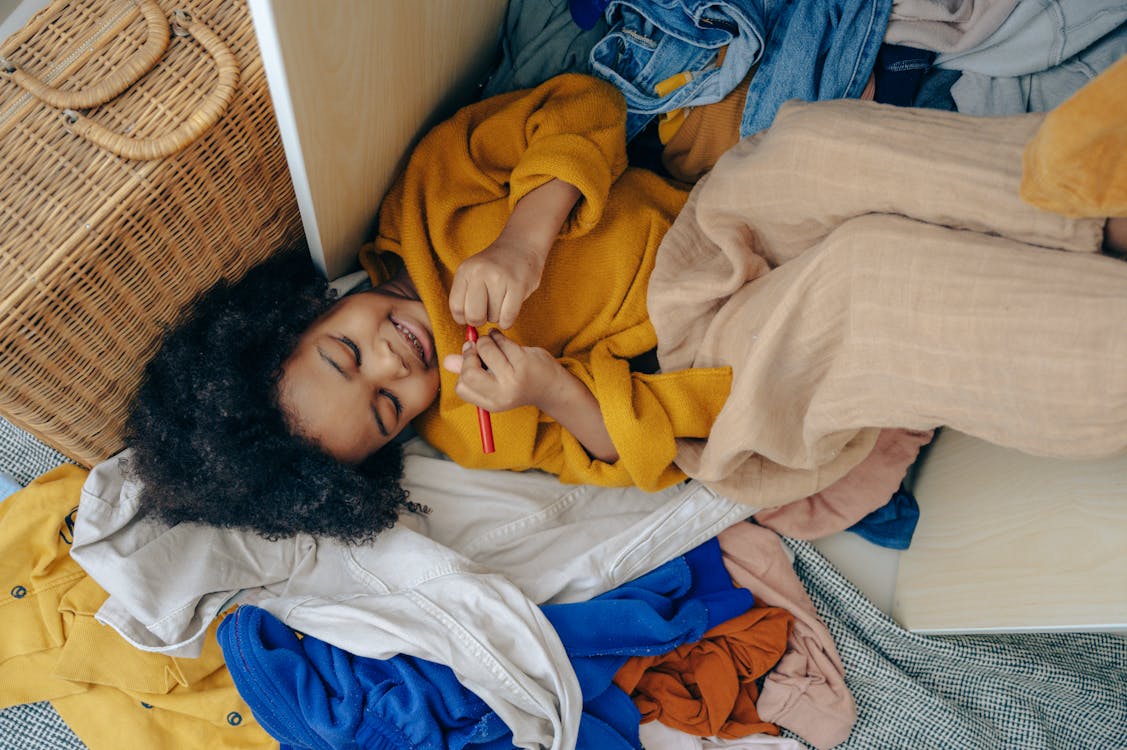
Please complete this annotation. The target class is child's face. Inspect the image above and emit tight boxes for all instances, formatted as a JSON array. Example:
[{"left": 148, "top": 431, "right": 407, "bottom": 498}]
[{"left": 278, "top": 289, "right": 440, "bottom": 463}]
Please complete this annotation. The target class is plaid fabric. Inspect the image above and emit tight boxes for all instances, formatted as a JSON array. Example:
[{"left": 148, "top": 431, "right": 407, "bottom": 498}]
[
  {"left": 0, "top": 703, "right": 84, "bottom": 750},
  {"left": 783, "top": 536, "right": 1127, "bottom": 750},
  {"left": 0, "top": 417, "right": 72, "bottom": 486},
  {"left": 1, "top": 415, "right": 1125, "bottom": 750}
]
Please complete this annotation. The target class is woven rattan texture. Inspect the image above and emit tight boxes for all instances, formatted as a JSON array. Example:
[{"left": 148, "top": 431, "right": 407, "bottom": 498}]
[{"left": 0, "top": 0, "right": 303, "bottom": 466}]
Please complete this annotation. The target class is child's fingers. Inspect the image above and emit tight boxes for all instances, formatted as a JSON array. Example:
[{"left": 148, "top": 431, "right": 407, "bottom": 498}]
[
  {"left": 455, "top": 344, "right": 489, "bottom": 389},
  {"left": 487, "top": 329, "right": 524, "bottom": 359},
  {"left": 488, "top": 292, "right": 506, "bottom": 327},
  {"left": 448, "top": 273, "right": 469, "bottom": 326},
  {"left": 458, "top": 342, "right": 500, "bottom": 384},
  {"left": 463, "top": 283, "right": 490, "bottom": 328},
  {"left": 497, "top": 289, "right": 522, "bottom": 330},
  {"left": 473, "top": 331, "right": 514, "bottom": 375},
  {"left": 453, "top": 377, "right": 489, "bottom": 409},
  {"left": 483, "top": 279, "right": 513, "bottom": 326},
  {"left": 454, "top": 346, "right": 504, "bottom": 409},
  {"left": 458, "top": 343, "right": 484, "bottom": 374}
]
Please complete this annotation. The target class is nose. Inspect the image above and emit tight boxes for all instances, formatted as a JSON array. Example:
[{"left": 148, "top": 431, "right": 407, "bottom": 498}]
[{"left": 364, "top": 338, "right": 409, "bottom": 381}]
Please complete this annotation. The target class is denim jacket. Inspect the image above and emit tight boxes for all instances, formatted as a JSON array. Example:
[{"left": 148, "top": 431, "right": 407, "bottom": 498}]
[{"left": 589, "top": 0, "right": 892, "bottom": 139}]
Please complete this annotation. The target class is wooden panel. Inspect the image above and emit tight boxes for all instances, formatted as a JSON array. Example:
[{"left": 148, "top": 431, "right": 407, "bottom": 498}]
[
  {"left": 812, "top": 531, "right": 901, "bottom": 616},
  {"left": 249, "top": 0, "right": 507, "bottom": 279},
  {"left": 894, "top": 429, "right": 1127, "bottom": 633}
]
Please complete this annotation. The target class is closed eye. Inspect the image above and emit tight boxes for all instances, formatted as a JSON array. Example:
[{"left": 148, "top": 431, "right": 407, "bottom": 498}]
[
  {"left": 371, "top": 390, "right": 401, "bottom": 438},
  {"left": 381, "top": 389, "right": 402, "bottom": 419},
  {"left": 371, "top": 404, "right": 388, "bottom": 437},
  {"left": 338, "top": 336, "right": 361, "bottom": 366}
]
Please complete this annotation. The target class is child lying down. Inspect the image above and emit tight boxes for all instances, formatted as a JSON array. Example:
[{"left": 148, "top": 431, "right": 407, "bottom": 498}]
[{"left": 125, "top": 73, "right": 1127, "bottom": 542}]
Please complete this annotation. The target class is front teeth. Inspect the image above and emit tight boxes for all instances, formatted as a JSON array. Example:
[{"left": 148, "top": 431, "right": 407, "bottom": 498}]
[{"left": 395, "top": 322, "right": 425, "bottom": 361}]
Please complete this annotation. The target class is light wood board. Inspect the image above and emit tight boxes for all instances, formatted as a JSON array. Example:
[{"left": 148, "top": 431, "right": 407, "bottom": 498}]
[
  {"left": 894, "top": 429, "right": 1127, "bottom": 633},
  {"left": 249, "top": 0, "right": 507, "bottom": 279}
]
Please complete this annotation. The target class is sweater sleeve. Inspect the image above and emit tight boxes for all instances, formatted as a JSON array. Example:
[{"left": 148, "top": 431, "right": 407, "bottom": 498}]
[
  {"left": 498, "top": 75, "right": 629, "bottom": 237},
  {"left": 361, "top": 73, "right": 629, "bottom": 293},
  {"left": 546, "top": 347, "right": 733, "bottom": 490},
  {"left": 454, "top": 73, "right": 629, "bottom": 246}
]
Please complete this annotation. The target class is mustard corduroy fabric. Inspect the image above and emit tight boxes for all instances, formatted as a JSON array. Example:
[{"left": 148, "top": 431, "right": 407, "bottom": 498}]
[
  {"left": 1021, "top": 53, "right": 1127, "bottom": 217},
  {"left": 362, "top": 74, "right": 731, "bottom": 490},
  {"left": 0, "top": 465, "right": 276, "bottom": 750}
]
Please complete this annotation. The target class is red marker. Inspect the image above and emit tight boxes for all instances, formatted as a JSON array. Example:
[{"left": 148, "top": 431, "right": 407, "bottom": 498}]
[{"left": 465, "top": 325, "right": 496, "bottom": 454}]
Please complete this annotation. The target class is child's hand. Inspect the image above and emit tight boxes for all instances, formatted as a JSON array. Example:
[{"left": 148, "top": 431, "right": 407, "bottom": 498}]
[
  {"left": 443, "top": 329, "right": 620, "bottom": 463},
  {"left": 443, "top": 329, "right": 564, "bottom": 412},
  {"left": 449, "top": 236, "right": 547, "bottom": 330}
]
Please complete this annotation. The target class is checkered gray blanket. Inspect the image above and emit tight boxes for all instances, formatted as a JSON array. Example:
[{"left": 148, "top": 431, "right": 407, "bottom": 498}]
[
  {"left": 783, "top": 536, "right": 1127, "bottom": 750},
  {"left": 2, "top": 416, "right": 1124, "bottom": 750}
]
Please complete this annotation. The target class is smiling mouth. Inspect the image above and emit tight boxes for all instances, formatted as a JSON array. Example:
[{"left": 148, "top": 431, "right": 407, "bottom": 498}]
[{"left": 393, "top": 319, "right": 427, "bottom": 365}]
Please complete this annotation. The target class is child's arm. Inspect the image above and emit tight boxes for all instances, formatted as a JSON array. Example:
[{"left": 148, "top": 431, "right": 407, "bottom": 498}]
[
  {"left": 449, "top": 178, "right": 581, "bottom": 329},
  {"left": 444, "top": 329, "right": 619, "bottom": 463}
]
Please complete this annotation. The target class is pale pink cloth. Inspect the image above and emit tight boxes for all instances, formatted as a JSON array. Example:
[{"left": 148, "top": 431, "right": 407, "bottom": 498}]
[
  {"left": 649, "top": 99, "right": 1123, "bottom": 510},
  {"left": 754, "top": 428, "right": 933, "bottom": 539},
  {"left": 718, "top": 522, "right": 855, "bottom": 750}
]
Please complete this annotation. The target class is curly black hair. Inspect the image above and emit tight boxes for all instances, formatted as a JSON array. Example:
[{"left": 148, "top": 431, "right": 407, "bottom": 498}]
[{"left": 125, "top": 246, "right": 426, "bottom": 543}]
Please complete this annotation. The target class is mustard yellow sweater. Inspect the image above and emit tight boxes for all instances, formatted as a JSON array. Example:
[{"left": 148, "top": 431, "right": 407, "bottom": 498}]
[{"left": 361, "top": 74, "right": 731, "bottom": 490}]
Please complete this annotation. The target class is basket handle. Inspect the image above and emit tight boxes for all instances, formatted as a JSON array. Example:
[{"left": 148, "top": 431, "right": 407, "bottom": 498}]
[
  {"left": 0, "top": 0, "right": 171, "bottom": 110},
  {"left": 61, "top": 9, "right": 239, "bottom": 160}
]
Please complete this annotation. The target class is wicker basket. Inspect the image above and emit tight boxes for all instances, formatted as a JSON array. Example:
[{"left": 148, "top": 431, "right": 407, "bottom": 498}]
[{"left": 0, "top": 0, "right": 303, "bottom": 466}]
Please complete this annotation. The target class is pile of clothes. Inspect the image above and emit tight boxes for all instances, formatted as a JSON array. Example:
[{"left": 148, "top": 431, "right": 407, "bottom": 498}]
[
  {"left": 490, "top": 0, "right": 1127, "bottom": 125},
  {"left": 3, "top": 443, "right": 862, "bottom": 750},
  {"left": 3, "top": 3, "right": 1123, "bottom": 749}
]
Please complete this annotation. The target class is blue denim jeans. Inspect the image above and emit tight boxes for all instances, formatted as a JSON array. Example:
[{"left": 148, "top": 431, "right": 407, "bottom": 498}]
[
  {"left": 873, "top": 43, "right": 935, "bottom": 107},
  {"left": 589, "top": 0, "right": 892, "bottom": 139}
]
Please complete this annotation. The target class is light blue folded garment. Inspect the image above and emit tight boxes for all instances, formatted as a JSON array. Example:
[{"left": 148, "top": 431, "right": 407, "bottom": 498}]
[
  {"left": 0, "top": 472, "right": 22, "bottom": 503},
  {"left": 949, "top": 22, "right": 1127, "bottom": 115},
  {"left": 588, "top": 0, "right": 891, "bottom": 139},
  {"left": 935, "top": 0, "right": 1127, "bottom": 76}
]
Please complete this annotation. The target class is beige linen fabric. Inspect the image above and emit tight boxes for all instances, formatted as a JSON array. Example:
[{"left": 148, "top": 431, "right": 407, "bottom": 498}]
[{"left": 649, "top": 98, "right": 1124, "bottom": 508}]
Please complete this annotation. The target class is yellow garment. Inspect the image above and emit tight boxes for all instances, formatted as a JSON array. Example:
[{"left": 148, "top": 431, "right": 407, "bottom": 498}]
[
  {"left": 1021, "top": 54, "right": 1127, "bottom": 217},
  {"left": 0, "top": 466, "right": 276, "bottom": 750},
  {"left": 362, "top": 73, "right": 732, "bottom": 490}
]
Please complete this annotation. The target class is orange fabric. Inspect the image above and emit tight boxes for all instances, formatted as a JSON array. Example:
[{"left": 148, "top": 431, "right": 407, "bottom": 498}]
[{"left": 613, "top": 606, "right": 793, "bottom": 739}]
